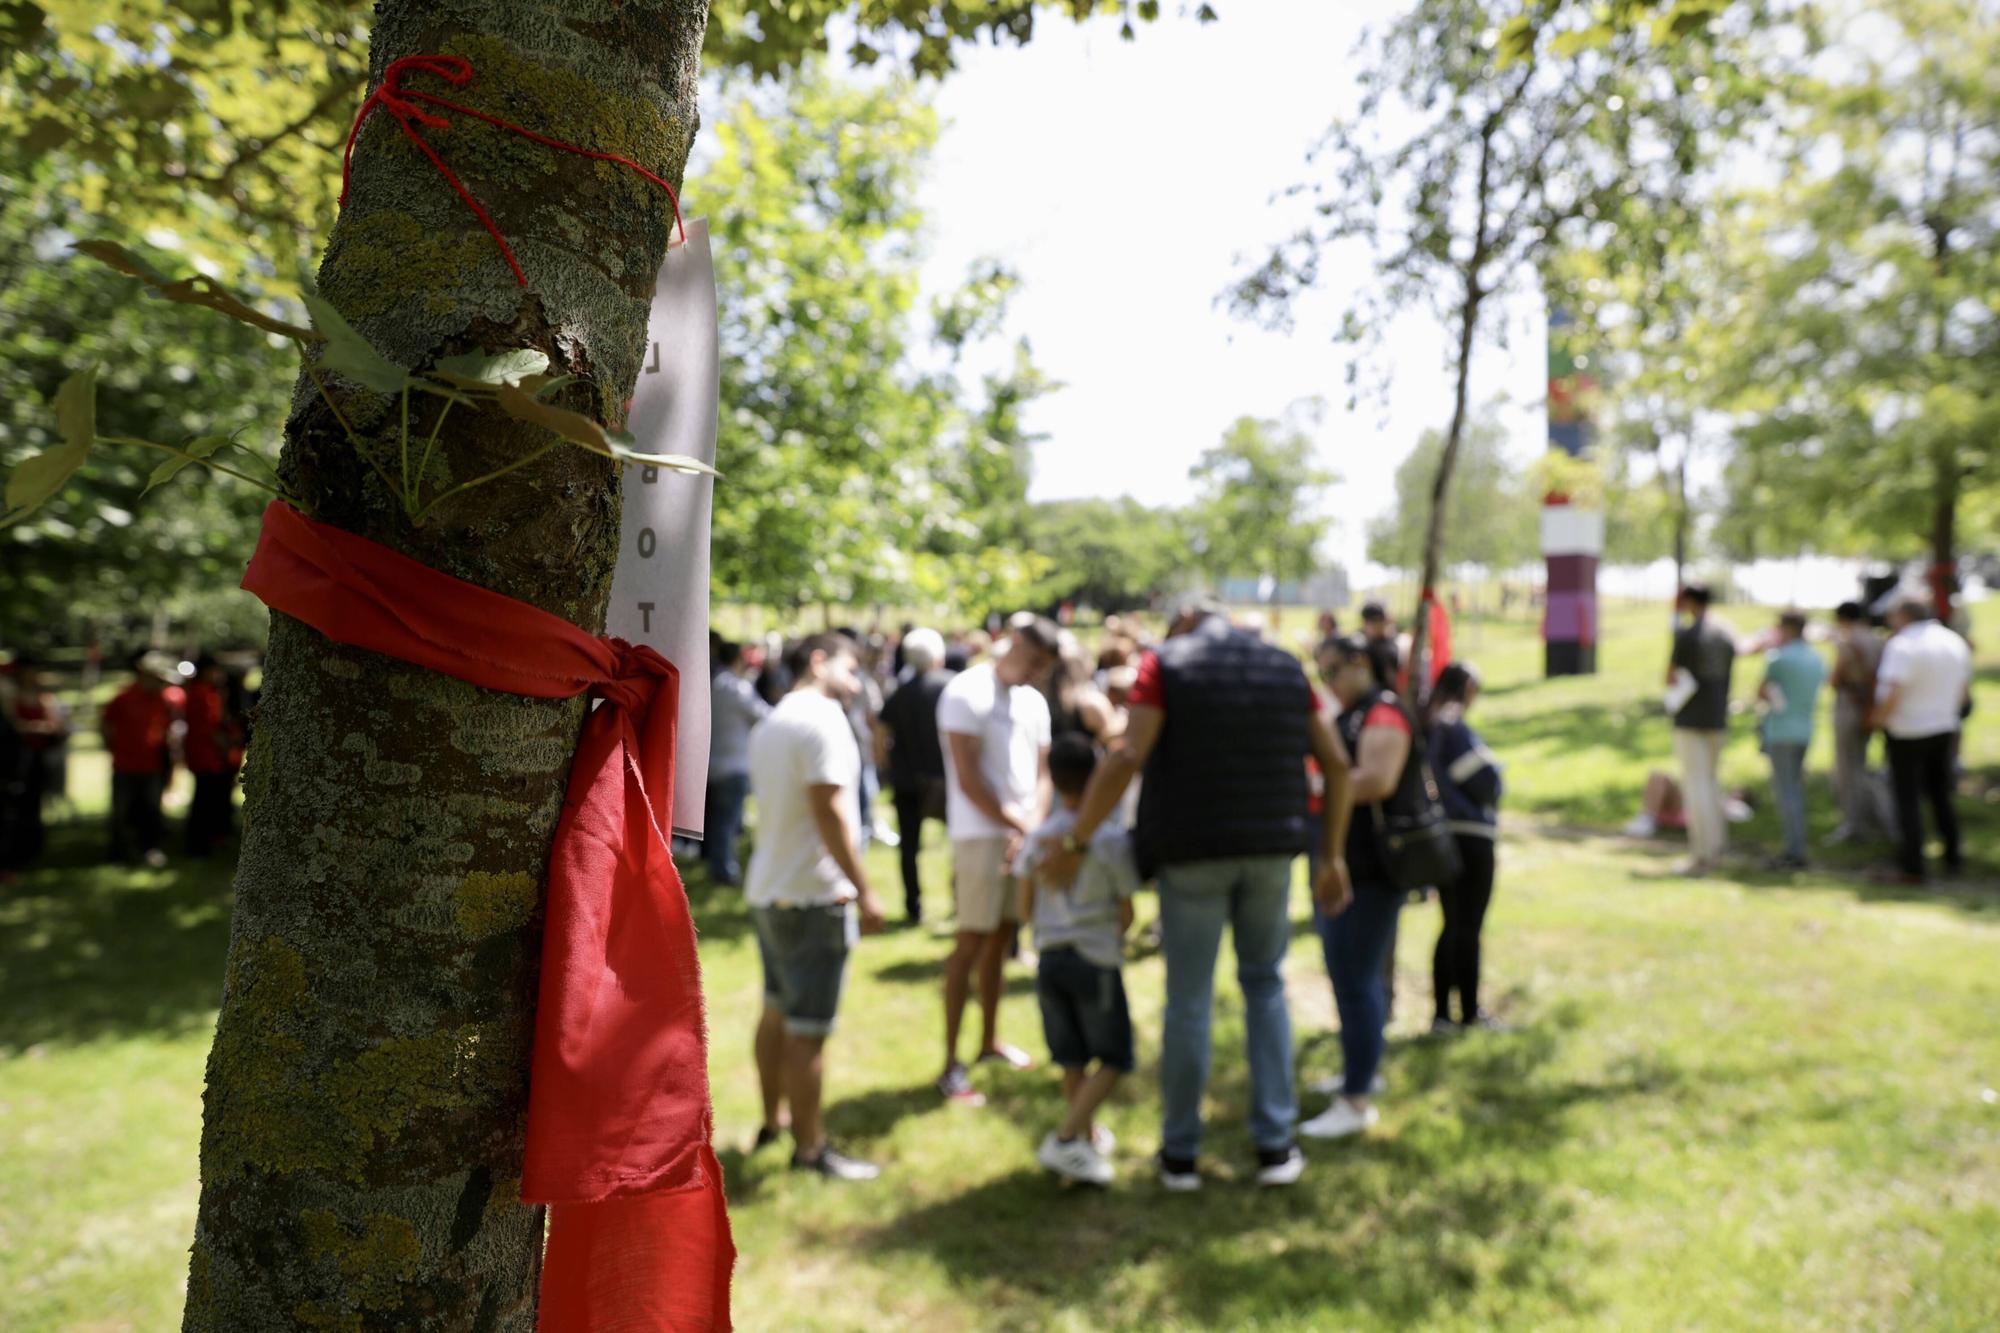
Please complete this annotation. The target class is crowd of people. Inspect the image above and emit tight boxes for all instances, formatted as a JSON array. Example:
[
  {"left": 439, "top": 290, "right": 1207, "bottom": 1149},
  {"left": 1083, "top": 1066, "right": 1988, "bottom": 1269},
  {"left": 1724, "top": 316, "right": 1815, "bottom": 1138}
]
[
  {"left": 711, "top": 597, "right": 1506, "bottom": 1187},
  {"left": 0, "top": 650, "right": 249, "bottom": 880},
  {"left": 1661, "top": 585, "right": 1975, "bottom": 882}
]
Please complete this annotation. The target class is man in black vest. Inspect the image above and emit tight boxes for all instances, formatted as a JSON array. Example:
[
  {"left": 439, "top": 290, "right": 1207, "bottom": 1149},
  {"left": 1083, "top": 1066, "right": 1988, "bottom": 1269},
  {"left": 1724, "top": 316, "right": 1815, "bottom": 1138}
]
[{"left": 1042, "top": 596, "right": 1353, "bottom": 1191}]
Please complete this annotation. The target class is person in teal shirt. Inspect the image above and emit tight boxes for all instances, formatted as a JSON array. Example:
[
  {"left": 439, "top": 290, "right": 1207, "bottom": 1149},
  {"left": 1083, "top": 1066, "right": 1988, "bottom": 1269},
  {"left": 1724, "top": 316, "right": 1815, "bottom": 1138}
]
[{"left": 1760, "top": 611, "right": 1827, "bottom": 868}]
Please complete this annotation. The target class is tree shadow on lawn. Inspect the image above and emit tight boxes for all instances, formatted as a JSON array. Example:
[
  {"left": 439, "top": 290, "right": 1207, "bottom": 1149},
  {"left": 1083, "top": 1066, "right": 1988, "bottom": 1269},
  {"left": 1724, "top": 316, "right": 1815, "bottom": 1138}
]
[
  {"left": 855, "top": 1015, "right": 1667, "bottom": 1329},
  {"left": 0, "top": 820, "right": 234, "bottom": 1052}
]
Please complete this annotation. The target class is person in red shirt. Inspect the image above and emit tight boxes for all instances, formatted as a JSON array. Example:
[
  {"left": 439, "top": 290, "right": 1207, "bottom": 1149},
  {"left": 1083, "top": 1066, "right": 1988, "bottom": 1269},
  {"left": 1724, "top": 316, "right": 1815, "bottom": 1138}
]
[
  {"left": 183, "top": 654, "right": 243, "bottom": 857},
  {"left": 4, "top": 660, "right": 73, "bottom": 872},
  {"left": 101, "top": 653, "right": 179, "bottom": 866}
]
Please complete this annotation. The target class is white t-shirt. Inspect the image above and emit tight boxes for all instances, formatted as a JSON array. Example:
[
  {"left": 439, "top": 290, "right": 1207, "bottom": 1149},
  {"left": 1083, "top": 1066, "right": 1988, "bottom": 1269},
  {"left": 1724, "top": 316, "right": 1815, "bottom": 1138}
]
[
  {"left": 744, "top": 690, "right": 861, "bottom": 907},
  {"left": 1876, "top": 620, "right": 1973, "bottom": 739},
  {"left": 936, "top": 661, "right": 1052, "bottom": 841}
]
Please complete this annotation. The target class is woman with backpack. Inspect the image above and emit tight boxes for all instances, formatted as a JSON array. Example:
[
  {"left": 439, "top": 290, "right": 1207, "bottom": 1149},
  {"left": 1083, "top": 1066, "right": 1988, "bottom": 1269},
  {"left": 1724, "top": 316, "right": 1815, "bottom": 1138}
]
[
  {"left": 1426, "top": 663, "right": 1503, "bottom": 1033},
  {"left": 1301, "top": 633, "right": 1440, "bottom": 1141}
]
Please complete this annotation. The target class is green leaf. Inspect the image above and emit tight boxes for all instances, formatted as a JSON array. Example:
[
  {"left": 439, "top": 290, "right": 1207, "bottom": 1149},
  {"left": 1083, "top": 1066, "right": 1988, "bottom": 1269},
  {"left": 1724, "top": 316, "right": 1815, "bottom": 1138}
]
[
  {"left": 1495, "top": 14, "right": 1537, "bottom": 65},
  {"left": 304, "top": 294, "right": 412, "bottom": 393},
  {"left": 490, "top": 386, "right": 721, "bottom": 478},
  {"left": 73, "top": 240, "right": 321, "bottom": 342},
  {"left": 608, "top": 440, "right": 723, "bottom": 479},
  {"left": 2, "top": 370, "right": 96, "bottom": 527},
  {"left": 141, "top": 435, "right": 230, "bottom": 497},
  {"left": 431, "top": 348, "right": 552, "bottom": 386}
]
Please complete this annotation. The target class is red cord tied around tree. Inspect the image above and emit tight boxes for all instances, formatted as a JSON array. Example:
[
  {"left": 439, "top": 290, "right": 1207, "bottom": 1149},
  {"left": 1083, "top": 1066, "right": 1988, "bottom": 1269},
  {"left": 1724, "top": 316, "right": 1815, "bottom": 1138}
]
[
  {"left": 341, "top": 53, "right": 687, "bottom": 287},
  {"left": 241, "top": 501, "right": 732, "bottom": 1331}
]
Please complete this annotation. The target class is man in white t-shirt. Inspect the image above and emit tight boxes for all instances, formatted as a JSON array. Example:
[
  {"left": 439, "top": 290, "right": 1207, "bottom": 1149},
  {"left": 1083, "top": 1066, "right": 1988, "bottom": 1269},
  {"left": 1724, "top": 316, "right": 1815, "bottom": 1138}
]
[
  {"left": 933, "top": 613, "right": 1059, "bottom": 1104},
  {"left": 746, "top": 634, "right": 888, "bottom": 1180},
  {"left": 1869, "top": 599, "right": 1973, "bottom": 883}
]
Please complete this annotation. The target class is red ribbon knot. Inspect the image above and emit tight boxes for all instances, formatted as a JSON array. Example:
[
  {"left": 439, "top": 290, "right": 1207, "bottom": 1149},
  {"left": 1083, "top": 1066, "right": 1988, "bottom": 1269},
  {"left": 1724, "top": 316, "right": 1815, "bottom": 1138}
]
[{"left": 341, "top": 52, "right": 687, "bottom": 287}]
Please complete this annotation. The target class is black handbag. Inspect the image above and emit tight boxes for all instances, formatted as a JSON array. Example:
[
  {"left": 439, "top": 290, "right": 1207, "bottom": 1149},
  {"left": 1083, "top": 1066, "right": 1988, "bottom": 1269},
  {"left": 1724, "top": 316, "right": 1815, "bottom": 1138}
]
[{"left": 1369, "top": 718, "right": 1462, "bottom": 893}]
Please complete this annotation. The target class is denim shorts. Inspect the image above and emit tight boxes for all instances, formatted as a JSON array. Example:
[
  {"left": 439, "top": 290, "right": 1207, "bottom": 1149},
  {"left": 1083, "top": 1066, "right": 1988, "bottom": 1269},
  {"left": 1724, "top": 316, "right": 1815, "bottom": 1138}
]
[
  {"left": 753, "top": 902, "right": 855, "bottom": 1037},
  {"left": 1036, "top": 946, "right": 1135, "bottom": 1073}
]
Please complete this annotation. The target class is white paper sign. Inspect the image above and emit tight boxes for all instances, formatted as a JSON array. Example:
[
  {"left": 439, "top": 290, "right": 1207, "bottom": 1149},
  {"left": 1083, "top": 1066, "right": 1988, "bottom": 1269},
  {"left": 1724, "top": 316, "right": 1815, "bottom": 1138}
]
[{"left": 605, "top": 220, "right": 720, "bottom": 839}]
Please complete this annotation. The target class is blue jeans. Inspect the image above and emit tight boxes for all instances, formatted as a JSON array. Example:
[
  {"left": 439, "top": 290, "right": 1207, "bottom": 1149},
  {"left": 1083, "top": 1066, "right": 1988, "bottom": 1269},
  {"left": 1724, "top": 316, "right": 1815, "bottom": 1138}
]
[
  {"left": 1158, "top": 856, "right": 1297, "bottom": 1157},
  {"left": 703, "top": 772, "right": 751, "bottom": 883},
  {"left": 1316, "top": 882, "right": 1403, "bottom": 1098},
  {"left": 1767, "top": 742, "right": 1808, "bottom": 862}
]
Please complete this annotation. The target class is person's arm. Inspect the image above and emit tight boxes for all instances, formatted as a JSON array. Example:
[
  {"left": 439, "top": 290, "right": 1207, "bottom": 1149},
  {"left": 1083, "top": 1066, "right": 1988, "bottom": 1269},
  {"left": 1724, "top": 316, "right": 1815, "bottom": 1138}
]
[
  {"left": 873, "top": 715, "right": 895, "bottom": 770},
  {"left": 1350, "top": 717, "right": 1412, "bottom": 804},
  {"left": 1306, "top": 710, "right": 1353, "bottom": 913},
  {"left": 1667, "top": 629, "right": 1690, "bottom": 688},
  {"left": 1034, "top": 744, "right": 1053, "bottom": 825},
  {"left": 944, "top": 731, "right": 1029, "bottom": 835},
  {"left": 805, "top": 784, "right": 885, "bottom": 933},
  {"left": 1868, "top": 640, "right": 1905, "bottom": 733},
  {"left": 1038, "top": 706, "right": 1163, "bottom": 887}
]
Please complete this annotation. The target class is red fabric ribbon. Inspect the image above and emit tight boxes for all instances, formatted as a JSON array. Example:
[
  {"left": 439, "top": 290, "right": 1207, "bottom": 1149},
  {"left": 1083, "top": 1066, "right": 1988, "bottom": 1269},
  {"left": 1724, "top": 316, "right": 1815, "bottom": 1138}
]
[
  {"left": 241, "top": 501, "right": 732, "bottom": 1331},
  {"left": 341, "top": 54, "right": 687, "bottom": 287}
]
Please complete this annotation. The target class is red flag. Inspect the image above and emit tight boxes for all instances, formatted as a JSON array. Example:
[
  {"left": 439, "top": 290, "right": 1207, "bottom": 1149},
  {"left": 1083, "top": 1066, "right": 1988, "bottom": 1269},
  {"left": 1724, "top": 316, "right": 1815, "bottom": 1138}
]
[{"left": 242, "top": 501, "right": 732, "bottom": 1331}]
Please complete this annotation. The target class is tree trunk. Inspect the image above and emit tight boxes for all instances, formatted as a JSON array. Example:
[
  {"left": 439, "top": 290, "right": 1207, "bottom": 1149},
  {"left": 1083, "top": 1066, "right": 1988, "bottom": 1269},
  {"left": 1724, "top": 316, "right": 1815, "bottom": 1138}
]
[
  {"left": 1930, "top": 460, "right": 1957, "bottom": 624},
  {"left": 1406, "top": 281, "right": 1481, "bottom": 702},
  {"left": 1670, "top": 451, "right": 1689, "bottom": 597},
  {"left": 183, "top": 4, "right": 708, "bottom": 1329}
]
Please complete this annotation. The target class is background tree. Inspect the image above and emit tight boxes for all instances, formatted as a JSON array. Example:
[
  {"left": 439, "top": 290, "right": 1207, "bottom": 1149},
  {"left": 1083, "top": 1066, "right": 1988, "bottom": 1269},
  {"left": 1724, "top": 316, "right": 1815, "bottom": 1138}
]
[
  {"left": 1026, "top": 496, "right": 1194, "bottom": 610},
  {"left": 701, "top": 72, "right": 1053, "bottom": 621},
  {"left": 1366, "top": 411, "right": 1539, "bottom": 577},
  {"left": 1542, "top": 0, "right": 1803, "bottom": 588},
  {"left": 1706, "top": 0, "right": 2000, "bottom": 615},
  {"left": 1232, "top": 0, "right": 1736, "bottom": 689},
  {"left": 0, "top": 192, "right": 286, "bottom": 651},
  {"left": 1184, "top": 404, "right": 1334, "bottom": 587}
]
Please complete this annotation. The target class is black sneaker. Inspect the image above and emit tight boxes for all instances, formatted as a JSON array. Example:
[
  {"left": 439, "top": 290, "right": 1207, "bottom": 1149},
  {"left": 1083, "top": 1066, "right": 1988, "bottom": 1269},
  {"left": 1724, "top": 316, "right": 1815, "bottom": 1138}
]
[
  {"left": 791, "top": 1144, "right": 880, "bottom": 1181},
  {"left": 753, "top": 1124, "right": 785, "bottom": 1151},
  {"left": 1154, "top": 1150, "right": 1201, "bottom": 1193},
  {"left": 1254, "top": 1144, "right": 1306, "bottom": 1187}
]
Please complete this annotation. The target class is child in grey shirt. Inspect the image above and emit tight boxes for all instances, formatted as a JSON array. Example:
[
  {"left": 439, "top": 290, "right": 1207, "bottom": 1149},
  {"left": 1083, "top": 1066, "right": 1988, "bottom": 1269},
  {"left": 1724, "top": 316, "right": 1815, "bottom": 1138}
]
[{"left": 1017, "top": 735, "right": 1137, "bottom": 1185}]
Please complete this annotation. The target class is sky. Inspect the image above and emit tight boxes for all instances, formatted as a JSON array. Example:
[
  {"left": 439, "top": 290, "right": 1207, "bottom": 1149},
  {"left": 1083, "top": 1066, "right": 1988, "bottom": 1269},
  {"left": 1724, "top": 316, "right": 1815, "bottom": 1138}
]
[{"left": 912, "top": 1, "right": 1551, "bottom": 583}]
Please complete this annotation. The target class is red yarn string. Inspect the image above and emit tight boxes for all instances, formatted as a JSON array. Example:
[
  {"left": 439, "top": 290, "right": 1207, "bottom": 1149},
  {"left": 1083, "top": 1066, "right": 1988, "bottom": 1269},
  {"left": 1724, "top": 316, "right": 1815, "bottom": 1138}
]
[{"left": 341, "top": 53, "right": 687, "bottom": 288}]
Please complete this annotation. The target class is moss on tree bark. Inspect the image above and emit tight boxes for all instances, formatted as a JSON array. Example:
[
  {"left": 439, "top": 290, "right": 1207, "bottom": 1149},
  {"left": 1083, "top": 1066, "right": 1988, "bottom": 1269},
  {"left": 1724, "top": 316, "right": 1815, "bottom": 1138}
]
[{"left": 183, "top": 3, "right": 710, "bottom": 1328}]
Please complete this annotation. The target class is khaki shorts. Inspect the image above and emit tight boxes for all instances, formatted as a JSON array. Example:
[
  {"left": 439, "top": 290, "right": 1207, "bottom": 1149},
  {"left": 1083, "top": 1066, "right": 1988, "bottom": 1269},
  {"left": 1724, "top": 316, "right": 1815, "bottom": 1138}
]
[{"left": 952, "top": 837, "right": 1018, "bottom": 934}]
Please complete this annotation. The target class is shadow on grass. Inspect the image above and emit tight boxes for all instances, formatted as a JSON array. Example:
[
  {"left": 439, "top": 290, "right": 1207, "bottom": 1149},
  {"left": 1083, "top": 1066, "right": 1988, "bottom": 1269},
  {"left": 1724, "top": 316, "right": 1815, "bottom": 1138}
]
[
  {"left": 855, "top": 1013, "right": 1643, "bottom": 1329},
  {"left": 0, "top": 819, "right": 233, "bottom": 1053}
]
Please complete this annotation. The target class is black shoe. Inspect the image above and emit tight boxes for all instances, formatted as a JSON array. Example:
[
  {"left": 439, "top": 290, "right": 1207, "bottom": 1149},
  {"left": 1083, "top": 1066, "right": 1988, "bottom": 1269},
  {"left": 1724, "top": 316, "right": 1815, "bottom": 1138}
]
[
  {"left": 753, "top": 1124, "right": 784, "bottom": 1151},
  {"left": 1154, "top": 1150, "right": 1201, "bottom": 1193},
  {"left": 791, "top": 1144, "right": 880, "bottom": 1181}
]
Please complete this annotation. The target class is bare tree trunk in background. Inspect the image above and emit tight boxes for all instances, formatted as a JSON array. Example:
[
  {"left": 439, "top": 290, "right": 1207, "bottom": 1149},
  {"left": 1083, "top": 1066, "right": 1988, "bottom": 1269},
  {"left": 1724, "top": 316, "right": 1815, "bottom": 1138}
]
[{"left": 183, "top": 3, "right": 709, "bottom": 1327}]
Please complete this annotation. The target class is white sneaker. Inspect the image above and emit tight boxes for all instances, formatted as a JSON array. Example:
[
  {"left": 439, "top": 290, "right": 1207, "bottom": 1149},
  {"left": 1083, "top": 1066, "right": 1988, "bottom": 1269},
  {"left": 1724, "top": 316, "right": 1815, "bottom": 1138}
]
[
  {"left": 1306, "top": 1072, "right": 1386, "bottom": 1098},
  {"left": 1300, "top": 1097, "right": 1379, "bottom": 1140},
  {"left": 1090, "top": 1124, "right": 1117, "bottom": 1155},
  {"left": 1254, "top": 1145, "right": 1306, "bottom": 1187},
  {"left": 1039, "top": 1132, "right": 1113, "bottom": 1185},
  {"left": 1622, "top": 813, "right": 1658, "bottom": 838}
]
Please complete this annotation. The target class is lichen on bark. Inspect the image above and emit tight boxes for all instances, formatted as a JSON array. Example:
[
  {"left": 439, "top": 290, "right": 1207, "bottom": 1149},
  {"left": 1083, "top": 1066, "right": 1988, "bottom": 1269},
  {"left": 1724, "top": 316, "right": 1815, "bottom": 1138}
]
[{"left": 182, "top": 3, "right": 711, "bottom": 1328}]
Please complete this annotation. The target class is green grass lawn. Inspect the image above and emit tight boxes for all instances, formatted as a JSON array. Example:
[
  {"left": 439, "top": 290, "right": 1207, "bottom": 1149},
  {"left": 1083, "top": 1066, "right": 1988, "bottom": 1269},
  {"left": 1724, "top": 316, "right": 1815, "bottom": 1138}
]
[{"left": 4, "top": 601, "right": 1997, "bottom": 1330}]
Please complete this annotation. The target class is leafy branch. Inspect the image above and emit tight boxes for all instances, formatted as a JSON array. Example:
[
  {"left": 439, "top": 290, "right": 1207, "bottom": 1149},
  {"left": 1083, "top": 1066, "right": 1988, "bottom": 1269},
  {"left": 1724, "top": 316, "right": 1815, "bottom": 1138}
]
[{"left": 0, "top": 240, "right": 720, "bottom": 532}]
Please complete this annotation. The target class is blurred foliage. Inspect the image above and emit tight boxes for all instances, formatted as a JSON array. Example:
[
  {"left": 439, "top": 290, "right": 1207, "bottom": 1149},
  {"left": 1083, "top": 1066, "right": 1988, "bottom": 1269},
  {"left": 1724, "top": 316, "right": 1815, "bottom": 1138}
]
[
  {"left": 1700, "top": 0, "right": 2000, "bottom": 572},
  {"left": 1368, "top": 411, "right": 1540, "bottom": 575},
  {"left": 0, "top": 182, "right": 288, "bottom": 655},
  {"left": 1023, "top": 496, "right": 1192, "bottom": 611},
  {"left": 701, "top": 69, "right": 1051, "bottom": 619},
  {"left": 1184, "top": 403, "right": 1335, "bottom": 587}
]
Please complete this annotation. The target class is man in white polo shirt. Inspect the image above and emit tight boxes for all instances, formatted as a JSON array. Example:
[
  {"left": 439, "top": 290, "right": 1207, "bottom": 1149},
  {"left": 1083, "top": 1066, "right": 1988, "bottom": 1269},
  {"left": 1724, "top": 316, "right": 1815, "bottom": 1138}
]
[
  {"left": 746, "top": 634, "right": 888, "bottom": 1180},
  {"left": 1870, "top": 598, "right": 1973, "bottom": 884},
  {"left": 933, "top": 613, "right": 1059, "bottom": 1104}
]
